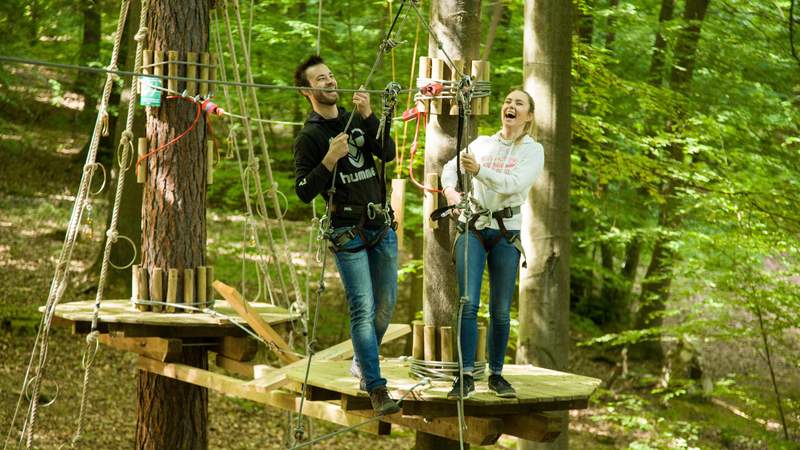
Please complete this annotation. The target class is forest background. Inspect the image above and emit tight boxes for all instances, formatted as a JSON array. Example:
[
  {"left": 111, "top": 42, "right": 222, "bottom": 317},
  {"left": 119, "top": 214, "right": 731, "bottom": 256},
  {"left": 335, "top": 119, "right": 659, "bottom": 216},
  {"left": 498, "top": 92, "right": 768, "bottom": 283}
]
[{"left": 0, "top": 0, "right": 799, "bottom": 449}]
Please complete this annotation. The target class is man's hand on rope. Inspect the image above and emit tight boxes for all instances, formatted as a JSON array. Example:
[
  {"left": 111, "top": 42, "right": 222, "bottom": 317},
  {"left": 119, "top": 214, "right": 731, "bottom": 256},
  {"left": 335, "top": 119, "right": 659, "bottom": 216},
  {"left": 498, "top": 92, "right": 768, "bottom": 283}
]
[
  {"left": 352, "top": 86, "right": 372, "bottom": 119},
  {"left": 460, "top": 151, "right": 480, "bottom": 175},
  {"left": 322, "top": 133, "right": 349, "bottom": 171}
]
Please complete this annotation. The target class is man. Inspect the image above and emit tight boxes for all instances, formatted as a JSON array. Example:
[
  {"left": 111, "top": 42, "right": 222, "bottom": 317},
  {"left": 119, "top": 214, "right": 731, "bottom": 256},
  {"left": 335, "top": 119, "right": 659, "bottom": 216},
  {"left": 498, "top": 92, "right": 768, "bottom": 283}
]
[{"left": 292, "top": 55, "right": 399, "bottom": 415}]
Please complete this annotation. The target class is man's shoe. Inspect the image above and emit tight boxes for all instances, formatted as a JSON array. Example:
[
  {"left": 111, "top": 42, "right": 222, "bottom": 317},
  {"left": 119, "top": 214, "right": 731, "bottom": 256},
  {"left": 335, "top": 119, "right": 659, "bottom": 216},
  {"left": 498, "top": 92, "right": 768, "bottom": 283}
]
[
  {"left": 368, "top": 387, "right": 400, "bottom": 415},
  {"left": 488, "top": 374, "right": 516, "bottom": 398},
  {"left": 447, "top": 375, "right": 475, "bottom": 400}
]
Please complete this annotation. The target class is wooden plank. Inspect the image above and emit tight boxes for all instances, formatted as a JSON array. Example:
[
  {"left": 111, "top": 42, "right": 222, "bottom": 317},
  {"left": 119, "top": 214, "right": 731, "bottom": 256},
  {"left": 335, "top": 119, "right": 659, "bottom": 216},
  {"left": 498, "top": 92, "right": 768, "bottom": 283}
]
[
  {"left": 137, "top": 356, "right": 390, "bottom": 436},
  {"left": 348, "top": 407, "right": 503, "bottom": 446},
  {"left": 400, "top": 398, "right": 589, "bottom": 418},
  {"left": 246, "top": 323, "right": 410, "bottom": 393},
  {"left": 150, "top": 268, "right": 163, "bottom": 313},
  {"left": 423, "top": 324, "right": 436, "bottom": 360},
  {"left": 212, "top": 281, "right": 299, "bottom": 364},
  {"left": 99, "top": 335, "right": 182, "bottom": 361},
  {"left": 215, "top": 354, "right": 257, "bottom": 378},
  {"left": 412, "top": 320, "right": 424, "bottom": 360},
  {"left": 214, "top": 336, "right": 258, "bottom": 361},
  {"left": 439, "top": 326, "right": 453, "bottom": 362},
  {"left": 502, "top": 412, "right": 562, "bottom": 442}
]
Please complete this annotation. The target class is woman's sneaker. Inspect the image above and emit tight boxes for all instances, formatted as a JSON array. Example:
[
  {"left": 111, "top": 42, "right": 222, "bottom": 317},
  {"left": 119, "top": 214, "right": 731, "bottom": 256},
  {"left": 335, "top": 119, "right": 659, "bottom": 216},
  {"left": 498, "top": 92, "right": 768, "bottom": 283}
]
[
  {"left": 368, "top": 387, "right": 400, "bottom": 415},
  {"left": 447, "top": 375, "right": 475, "bottom": 399},
  {"left": 488, "top": 374, "right": 516, "bottom": 398}
]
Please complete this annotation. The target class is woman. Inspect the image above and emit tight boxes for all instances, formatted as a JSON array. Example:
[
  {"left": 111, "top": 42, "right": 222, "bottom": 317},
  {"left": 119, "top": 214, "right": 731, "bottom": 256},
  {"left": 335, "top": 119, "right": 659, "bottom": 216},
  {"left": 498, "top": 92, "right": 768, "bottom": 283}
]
[{"left": 440, "top": 89, "right": 544, "bottom": 399}]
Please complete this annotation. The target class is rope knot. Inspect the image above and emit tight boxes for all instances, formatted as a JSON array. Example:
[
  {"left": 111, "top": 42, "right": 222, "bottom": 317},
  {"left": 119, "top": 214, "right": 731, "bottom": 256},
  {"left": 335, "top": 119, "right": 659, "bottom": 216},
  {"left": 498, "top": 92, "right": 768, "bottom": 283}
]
[
  {"left": 106, "top": 229, "right": 119, "bottom": 242},
  {"left": 120, "top": 130, "right": 134, "bottom": 146},
  {"left": 86, "top": 331, "right": 99, "bottom": 344},
  {"left": 134, "top": 27, "right": 148, "bottom": 42}
]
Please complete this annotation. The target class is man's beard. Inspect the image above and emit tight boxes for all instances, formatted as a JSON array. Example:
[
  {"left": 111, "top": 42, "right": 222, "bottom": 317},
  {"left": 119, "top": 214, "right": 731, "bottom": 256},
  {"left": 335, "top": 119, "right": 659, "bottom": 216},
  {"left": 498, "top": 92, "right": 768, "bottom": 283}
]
[{"left": 312, "top": 89, "right": 338, "bottom": 106}]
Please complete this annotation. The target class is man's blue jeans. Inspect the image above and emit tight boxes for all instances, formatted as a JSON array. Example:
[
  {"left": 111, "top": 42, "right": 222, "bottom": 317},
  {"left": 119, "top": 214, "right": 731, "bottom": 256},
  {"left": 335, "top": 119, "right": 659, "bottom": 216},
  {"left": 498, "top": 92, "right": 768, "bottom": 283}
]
[
  {"left": 332, "top": 226, "right": 398, "bottom": 392},
  {"left": 454, "top": 228, "right": 521, "bottom": 375}
]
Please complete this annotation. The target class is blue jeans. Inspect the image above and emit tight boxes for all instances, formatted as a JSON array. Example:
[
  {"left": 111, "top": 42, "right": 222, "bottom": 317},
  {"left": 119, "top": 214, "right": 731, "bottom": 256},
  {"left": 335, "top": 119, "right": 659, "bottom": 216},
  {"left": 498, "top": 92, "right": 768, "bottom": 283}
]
[
  {"left": 332, "top": 226, "right": 398, "bottom": 392},
  {"left": 454, "top": 228, "right": 520, "bottom": 375}
]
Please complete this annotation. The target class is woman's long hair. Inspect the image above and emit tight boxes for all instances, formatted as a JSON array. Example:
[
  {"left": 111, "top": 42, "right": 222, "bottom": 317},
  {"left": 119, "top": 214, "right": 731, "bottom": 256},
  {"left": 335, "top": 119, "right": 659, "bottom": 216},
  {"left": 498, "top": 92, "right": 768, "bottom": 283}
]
[{"left": 508, "top": 88, "right": 536, "bottom": 141}]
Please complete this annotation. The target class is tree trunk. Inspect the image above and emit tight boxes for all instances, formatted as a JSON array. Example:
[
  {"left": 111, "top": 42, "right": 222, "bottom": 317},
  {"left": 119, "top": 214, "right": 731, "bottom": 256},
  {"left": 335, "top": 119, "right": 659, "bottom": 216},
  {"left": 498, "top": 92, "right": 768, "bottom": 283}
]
[
  {"left": 517, "top": 1, "right": 572, "bottom": 450},
  {"left": 648, "top": 0, "right": 675, "bottom": 85},
  {"left": 633, "top": 0, "right": 710, "bottom": 362},
  {"left": 576, "top": 0, "right": 593, "bottom": 44},
  {"left": 75, "top": 0, "right": 102, "bottom": 107},
  {"left": 605, "top": 0, "right": 619, "bottom": 49},
  {"left": 135, "top": 1, "right": 210, "bottom": 449},
  {"left": 418, "top": 1, "right": 481, "bottom": 448}
]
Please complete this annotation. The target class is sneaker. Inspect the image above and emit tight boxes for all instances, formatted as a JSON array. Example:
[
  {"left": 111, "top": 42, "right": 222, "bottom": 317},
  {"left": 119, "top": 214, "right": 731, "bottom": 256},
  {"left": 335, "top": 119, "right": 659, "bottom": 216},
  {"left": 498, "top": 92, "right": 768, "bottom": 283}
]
[
  {"left": 368, "top": 387, "right": 400, "bottom": 415},
  {"left": 350, "top": 359, "right": 367, "bottom": 392},
  {"left": 447, "top": 375, "right": 475, "bottom": 400},
  {"left": 488, "top": 374, "right": 516, "bottom": 398}
]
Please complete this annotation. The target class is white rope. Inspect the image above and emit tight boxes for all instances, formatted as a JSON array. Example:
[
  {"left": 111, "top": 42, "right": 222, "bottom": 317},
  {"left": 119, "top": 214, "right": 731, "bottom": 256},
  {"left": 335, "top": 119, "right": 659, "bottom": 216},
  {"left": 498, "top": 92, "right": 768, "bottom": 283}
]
[{"left": 6, "top": 2, "right": 133, "bottom": 449}]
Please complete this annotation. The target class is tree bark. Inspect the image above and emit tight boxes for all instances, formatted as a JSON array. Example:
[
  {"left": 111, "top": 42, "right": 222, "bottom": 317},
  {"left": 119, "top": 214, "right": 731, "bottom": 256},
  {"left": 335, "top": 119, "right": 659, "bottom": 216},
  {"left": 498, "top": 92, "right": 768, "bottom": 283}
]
[
  {"left": 135, "top": 1, "right": 210, "bottom": 449},
  {"left": 418, "top": 1, "right": 481, "bottom": 448},
  {"left": 517, "top": 1, "right": 572, "bottom": 449},
  {"left": 648, "top": 0, "right": 675, "bottom": 85}
]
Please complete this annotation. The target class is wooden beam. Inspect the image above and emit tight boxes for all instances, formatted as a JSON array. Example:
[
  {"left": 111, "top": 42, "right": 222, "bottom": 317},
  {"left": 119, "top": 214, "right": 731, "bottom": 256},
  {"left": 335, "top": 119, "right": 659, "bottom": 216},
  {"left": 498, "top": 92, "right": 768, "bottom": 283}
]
[
  {"left": 349, "top": 408, "right": 504, "bottom": 446},
  {"left": 213, "top": 336, "right": 258, "bottom": 362},
  {"left": 399, "top": 398, "right": 589, "bottom": 418},
  {"left": 137, "top": 356, "right": 390, "bottom": 435},
  {"left": 212, "top": 281, "right": 299, "bottom": 364},
  {"left": 502, "top": 412, "right": 562, "bottom": 442},
  {"left": 99, "top": 335, "right": 182, "bottom": 362}
]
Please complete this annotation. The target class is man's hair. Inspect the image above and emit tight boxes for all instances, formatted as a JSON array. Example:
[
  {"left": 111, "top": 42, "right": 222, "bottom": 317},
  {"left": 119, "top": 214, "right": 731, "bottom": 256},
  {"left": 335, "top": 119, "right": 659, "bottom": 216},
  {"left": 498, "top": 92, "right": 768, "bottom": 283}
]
[{"left": 294, "top": 55, "right": 325, "bottom": 88}]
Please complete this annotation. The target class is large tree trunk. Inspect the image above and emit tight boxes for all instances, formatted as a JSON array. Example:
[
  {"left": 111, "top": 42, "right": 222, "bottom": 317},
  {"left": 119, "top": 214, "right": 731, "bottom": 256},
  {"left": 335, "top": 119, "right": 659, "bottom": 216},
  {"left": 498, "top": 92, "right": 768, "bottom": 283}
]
[
  {"left": 648, "top": 0, "right": 675, "bottom": 85},
  {"left": 135, "top": 1, "right": 210, "bottom": 449},
  {"left": 75, "top": 0, "right": 102, "bottom": 112},
  {"left": 633, "top": 0, "right": 710, "bottom": 361},
  {"left": 418, "top": 1, "right": 481, "bottom": 449},
  {"left": 517, "top": 1, "right": 572, "bottom": 450}
]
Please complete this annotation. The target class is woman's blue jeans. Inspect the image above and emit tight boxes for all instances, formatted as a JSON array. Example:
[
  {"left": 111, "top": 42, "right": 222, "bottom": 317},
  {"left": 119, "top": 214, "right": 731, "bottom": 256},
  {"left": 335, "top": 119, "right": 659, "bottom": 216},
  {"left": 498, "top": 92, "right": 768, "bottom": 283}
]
[
  {"left": 454, "top": 227, "right": 520, "bottom": 375},
  {"left": 332, "top": 226, "right": 398, "bottom": 392}
]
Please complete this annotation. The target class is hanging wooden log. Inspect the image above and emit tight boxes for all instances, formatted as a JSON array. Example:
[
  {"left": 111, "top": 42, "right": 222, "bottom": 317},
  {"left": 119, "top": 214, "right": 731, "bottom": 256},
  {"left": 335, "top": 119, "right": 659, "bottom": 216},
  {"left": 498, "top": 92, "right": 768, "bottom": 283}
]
[
  {"left": 430, "top": 58, "right": 444, "bottom": 114},
  {"left": 184, "top": 268, "right": 195, "bottom": 313},
  {"left": 417, "top": 56, "right": 431, "bottom": 113},
  {"left": 423, "top": 173, "right": 439, "bottom": 231},
  {"left": 200, "top": 52, "right": 210, "bottom": 98},
  {"left": 166, "top": 268, "right": 178, "bottom": 313},
  {"left": 167, "top": 50, "right": 179, "bottom": 93},
  {"left": 390, "top": 178, "right": 406, "bottom": 249},
  {"left": 186, "top": 52, "right": 198, "bottom": 97},
  {"left": 448, "top": 60, "right": 464, "bottom": 116},
  {"left": 412, "top": 320, "right": 424, "bottom": 360},
  {"left": 137, "top": 266, "right": 150, "bottom": 312}
]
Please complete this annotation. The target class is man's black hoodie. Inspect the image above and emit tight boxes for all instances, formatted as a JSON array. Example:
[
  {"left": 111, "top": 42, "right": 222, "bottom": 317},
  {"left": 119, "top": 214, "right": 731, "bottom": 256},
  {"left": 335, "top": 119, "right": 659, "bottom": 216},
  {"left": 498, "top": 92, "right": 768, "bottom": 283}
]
[{"left": 293, "top": 106, "right": 395, "bottom": 228}]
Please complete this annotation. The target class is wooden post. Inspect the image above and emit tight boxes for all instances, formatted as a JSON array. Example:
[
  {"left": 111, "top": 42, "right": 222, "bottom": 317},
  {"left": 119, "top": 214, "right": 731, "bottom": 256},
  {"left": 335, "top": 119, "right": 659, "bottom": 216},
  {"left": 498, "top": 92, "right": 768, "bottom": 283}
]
[
  {"left": 471, "top": 60, "right": 487, "bottom": 114},
  {"left": 430, "top": 58, "right": 444, "bottom": 114},
  {"left": 167, "top": 50, "right": 178, "bottom": 93},
  {"left": 199, "top": 52, "right": 210, "bottom": 97},
  {"left": 197, "top": 266, "right": 207, "bottom": 310},
  {"left": 481, "top": 61, "right": 491, "bottom": 115},
  {"left": 423, "top": 173, "right": 439, "bottom": 231},
  {"left": 137, "top": 138, "right": 147, "bottom": 183},
  {"left": 423, "top": 325, "right": 437, "bottom": 361},
  {"left": 150, "top": 268, "right": 164, "bottom": 312},
  {"left": 184, "top": 268, "right": 195, "bottom": 312},
  {"left": 417, "top": 56, "right": 431, "bottom": 113},
  {"left": 142, "top": 49, "right": 153, "bottom": 95},
  {"left": 412, "top": 320, "right": 425, "bottom": 360},
  {"left": 448, "top": 60, "right": 464, "bottom": 115},
  {"left": 390, "top": 178, "right": 406, "bottom": 249},
  {"left": 207, "top": 140, "right": 214, "bottom": 185},
  {"left": 137, "top": 266, "right": 150, "bottom": 312},
  {"left": 208, "top": 53, "right": 217, "bottom": 97},
  {"left": 132, "top": 264, "right": 140, "bottom": 303},
  {"left": 186, "top": 51, "right": 197, "bottom": 96},
  {"left": 476, "top": 325, "right": 487, "bottom": 363},
  {"left": 166, "top": 268, "right": 178, "bottom": 313},
  {"left": 154, "top": 50, "right": 164, "bottom": 90},
  {"left": 205, "top": 265, "right": 214, "bottom": 309},
  {"left": 439, "top": 326, "right": 453, "bottom": 363}
]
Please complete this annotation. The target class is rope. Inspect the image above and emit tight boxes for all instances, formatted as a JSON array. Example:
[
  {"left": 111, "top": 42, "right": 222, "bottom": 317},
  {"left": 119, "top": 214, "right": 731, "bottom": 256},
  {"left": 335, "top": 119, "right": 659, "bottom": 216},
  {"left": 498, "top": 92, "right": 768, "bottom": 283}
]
[
  {"left": 408, "top": 358, "right": 486, "bottom": 381},
  {"left": 4, "top": 2, "right": 133, "bottom": 448},
  {"left": 135, "top": 96, "right": 203, "bottom": 175},
  {"left": 0, "top": 55, "right": 416, "bottom": 95}
]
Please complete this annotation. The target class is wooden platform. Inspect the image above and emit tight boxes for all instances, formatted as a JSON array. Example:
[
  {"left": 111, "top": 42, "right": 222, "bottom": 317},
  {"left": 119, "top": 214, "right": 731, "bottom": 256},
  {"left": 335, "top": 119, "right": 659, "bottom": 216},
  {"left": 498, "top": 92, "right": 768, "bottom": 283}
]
[
  {"left": 281, "top": 359, "right": 600, "bottom": 417},
  {"left": 46, "top": 299, "right": 297, "bottom": 337}
]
